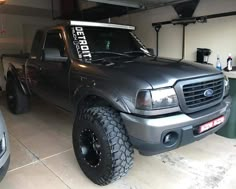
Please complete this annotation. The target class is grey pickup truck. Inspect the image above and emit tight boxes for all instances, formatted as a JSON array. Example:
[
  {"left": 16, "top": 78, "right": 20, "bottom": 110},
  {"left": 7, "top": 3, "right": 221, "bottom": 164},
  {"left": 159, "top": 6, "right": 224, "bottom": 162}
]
[{"left": 2, "top": 21, "right": 231, "bottom": 185}]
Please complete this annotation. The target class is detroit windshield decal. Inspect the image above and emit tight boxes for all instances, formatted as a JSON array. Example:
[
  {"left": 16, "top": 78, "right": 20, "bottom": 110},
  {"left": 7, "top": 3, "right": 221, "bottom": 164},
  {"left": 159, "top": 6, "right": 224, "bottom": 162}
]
[{"left": 71, "top": 26, "right": 92, "bottom": 63}]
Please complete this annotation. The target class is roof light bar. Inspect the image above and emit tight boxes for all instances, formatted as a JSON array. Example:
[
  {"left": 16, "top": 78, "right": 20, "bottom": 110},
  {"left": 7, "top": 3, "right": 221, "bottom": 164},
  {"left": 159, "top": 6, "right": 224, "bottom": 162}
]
[{"left": 70, "top": 21, "right": 135, "bottom": 30}]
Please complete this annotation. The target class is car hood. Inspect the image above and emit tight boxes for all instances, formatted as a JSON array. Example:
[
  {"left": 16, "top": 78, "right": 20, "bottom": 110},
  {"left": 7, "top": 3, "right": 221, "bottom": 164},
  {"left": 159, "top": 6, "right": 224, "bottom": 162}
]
[{"left": 98, "top": 56, "right": 223, "bottom": 89}]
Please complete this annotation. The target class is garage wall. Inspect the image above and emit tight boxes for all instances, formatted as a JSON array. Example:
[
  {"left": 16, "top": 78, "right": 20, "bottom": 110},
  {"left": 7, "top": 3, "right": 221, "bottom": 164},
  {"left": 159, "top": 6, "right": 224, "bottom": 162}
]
[
  {"left": 0, "top": 0, "right": 61, "bottom": 90},
  {"left": 0, "top": 14, "right": 59, "bottom": 91},
  {"left": 0, "top": 14, "right": 58, "bottom": 55},
  {"left": 7, "top": 0, "right": 52, "bottom": 10},
  {"left": 112, "top": 0, "right": 236, "bottom": 68}
]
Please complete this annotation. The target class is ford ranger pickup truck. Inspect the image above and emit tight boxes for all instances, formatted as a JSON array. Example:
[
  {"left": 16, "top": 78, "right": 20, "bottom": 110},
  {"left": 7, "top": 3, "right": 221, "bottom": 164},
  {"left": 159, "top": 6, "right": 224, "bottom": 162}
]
[{"left": 2, "top": 21, "right": 231, "bottom": 185}]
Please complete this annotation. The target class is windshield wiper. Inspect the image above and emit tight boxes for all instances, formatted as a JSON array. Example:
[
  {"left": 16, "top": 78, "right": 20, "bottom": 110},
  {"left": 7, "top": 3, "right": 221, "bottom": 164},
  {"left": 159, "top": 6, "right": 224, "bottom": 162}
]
[
  {"left": 124, "top": 51, "right": 146, "bottom": 55},
  {"left": 91, "top": 51, "right": 130, "bottom": 57}
]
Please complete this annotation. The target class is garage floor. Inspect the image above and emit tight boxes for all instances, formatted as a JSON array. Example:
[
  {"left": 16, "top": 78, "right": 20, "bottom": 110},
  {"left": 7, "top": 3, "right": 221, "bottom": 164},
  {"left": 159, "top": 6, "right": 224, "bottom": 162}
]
[{"left": 0, "top": 94, "right": 236, "bottom": 189}]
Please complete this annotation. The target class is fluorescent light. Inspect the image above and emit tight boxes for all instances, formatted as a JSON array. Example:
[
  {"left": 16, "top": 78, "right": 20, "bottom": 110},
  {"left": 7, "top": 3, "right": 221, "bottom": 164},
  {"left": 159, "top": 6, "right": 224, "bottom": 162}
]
[
  {"left": 85, "top": 0, "right": 142, "bottom": 8},
  {"left": 0, "top": 0, "right": 6, "bottom": 5}
]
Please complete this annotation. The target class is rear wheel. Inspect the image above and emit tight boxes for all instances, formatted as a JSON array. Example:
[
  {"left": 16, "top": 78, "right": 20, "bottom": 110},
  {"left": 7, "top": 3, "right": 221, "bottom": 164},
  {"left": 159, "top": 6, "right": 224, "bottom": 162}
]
[
  {"left": 6, "top": 77, "right": 30, "bottom": 114},
  {"left": 73, "top": 106, "right": 134, "bottom": 185}
]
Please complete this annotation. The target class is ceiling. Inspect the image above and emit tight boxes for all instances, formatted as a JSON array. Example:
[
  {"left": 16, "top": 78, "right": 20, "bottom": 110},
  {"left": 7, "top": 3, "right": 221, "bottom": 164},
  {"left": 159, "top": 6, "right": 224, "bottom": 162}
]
[
  {"left": 55, "top": 0, "right": 194, "bottom": 21},
  {"left": 84, "top": 0, "right": 192, "bottom": 9},
  {"left": 0, "top": 0, "right": 194, "bottom": 20},
  {"left": 0, "top": 4, "right": 52, "bottom": 17}
]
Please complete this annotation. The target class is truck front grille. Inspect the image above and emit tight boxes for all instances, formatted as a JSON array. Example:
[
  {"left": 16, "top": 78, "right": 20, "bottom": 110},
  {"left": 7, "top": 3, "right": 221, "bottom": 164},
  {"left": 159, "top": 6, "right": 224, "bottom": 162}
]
[{"left": 183, "top": 78, "right": 224, "bottom": 109}]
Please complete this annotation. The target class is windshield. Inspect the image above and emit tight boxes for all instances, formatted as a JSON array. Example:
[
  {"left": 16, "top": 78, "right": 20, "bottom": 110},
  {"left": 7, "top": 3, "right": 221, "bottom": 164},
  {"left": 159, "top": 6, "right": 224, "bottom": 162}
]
[{"left": 68, "top": 26, "right": 150, "bottom": 63}]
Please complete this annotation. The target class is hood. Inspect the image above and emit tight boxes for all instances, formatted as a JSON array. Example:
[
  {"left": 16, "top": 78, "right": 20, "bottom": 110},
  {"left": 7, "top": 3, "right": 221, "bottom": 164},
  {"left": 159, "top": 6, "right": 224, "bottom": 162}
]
[{"left": 98, "top": 56, "right": 222, "bottom": 89}]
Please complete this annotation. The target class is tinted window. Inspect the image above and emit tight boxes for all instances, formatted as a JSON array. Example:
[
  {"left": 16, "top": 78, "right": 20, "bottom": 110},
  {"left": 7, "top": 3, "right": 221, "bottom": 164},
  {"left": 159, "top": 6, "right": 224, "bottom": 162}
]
[
  {"left": 31, "top": 30, "right": 44, "bottom": 57},
  {"left": 85, "top": 28, "right": 140, "bottom": 52},
  {"left": 68, "top": 26, "right": 149, "bottom": 62},
  {"left": 44, "top": 31, "right": 67, "bottom": 57}
]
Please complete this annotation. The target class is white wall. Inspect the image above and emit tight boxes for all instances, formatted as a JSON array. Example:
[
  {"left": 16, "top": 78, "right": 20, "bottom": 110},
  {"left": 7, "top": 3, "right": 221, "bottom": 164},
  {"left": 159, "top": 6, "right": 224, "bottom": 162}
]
[
  {"left": 7, "top": 0, "right": 52, "bottom": 10},
  {"left": 0, "top": 0, "right": 60, "bottom": 54},
  {"left": 0, "top": 14, "right": 62, "bottom": 54},
  {"left": 185, "top": 16, "right": 236, "bottom": 67},
  {"left": 0, "top": 14, "right": 59, "bottom": 90},
  {"left": 112, "top": 0, "right": 236, "bottom": 68},
  {"left": 0, "top": 0, "right": 61, "bottom": 90}
]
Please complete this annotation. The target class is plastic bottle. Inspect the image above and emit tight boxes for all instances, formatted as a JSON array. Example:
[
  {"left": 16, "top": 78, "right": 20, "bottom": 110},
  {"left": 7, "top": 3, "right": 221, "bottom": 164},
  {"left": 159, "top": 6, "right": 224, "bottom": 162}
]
[
  {"left": 227, "top": 53, "right": 233, "bottom": 71},
  {"left": 216, "top": 54, "right": 222, "bottom": 71}
]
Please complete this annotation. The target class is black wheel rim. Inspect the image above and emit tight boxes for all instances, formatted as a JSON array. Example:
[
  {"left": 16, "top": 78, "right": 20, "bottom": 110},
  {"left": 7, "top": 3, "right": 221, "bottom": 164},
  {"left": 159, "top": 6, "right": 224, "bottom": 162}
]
[{"left": 79, "top": 128, "right": 102, "bottom": 168}]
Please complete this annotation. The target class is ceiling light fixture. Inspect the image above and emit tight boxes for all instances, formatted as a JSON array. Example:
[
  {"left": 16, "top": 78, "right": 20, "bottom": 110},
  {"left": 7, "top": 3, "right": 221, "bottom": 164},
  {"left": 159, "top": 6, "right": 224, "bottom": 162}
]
[{"left": 0, "top": 0, "right": 6, "bottom": 5}]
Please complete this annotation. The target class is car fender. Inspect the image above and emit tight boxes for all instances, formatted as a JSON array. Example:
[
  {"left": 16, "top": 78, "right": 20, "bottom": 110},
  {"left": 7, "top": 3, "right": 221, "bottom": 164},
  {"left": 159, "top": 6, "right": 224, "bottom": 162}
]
[
  {"left": 7, "top": 64, "right": 28, "bottom": 95},
  {"left": 72, "top": 86, "right": 131, "bottom": 114}
]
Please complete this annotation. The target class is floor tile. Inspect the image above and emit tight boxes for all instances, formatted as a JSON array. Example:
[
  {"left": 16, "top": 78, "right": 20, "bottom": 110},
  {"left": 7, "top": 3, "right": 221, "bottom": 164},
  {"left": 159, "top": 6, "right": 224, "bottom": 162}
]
[
  {"left": 19, "top": 127, "right": 72, "bottom": 159},
  {"left": 121, "top": 151, "right": 195, "bottom": 189},
  {"left": 175, "top": 134, "right": 236, "bottom": 161},
  {"left": 7, "top": 119, "right": 48, "bottom": 141},
  {"left": 42, "top": 150, "right": 101, "bottom": 189},
  {"left": 0, "top": 162, "right": 69, "bottom": 189},
  {"left": 8, "top": 135, "right": 38, "bottom": 171},
  {"left": 42, "top": 150, "right": 195, "bottom": 189}
]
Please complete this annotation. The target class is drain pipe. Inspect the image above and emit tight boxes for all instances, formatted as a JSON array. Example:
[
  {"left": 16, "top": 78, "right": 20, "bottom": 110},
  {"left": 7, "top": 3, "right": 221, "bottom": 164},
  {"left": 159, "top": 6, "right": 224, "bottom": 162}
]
[
  {"left": 154, "top": 25, "right": 162, "bottom": 56},
  {"left": 182, "top": 24, "right": 187, "bottom": 59}
]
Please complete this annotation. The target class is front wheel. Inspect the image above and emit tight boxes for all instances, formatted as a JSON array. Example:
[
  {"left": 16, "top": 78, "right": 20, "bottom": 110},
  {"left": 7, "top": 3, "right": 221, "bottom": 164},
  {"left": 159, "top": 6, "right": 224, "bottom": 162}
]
[{"left": 73, "top": 107, "right": 134, "bottom": 185}]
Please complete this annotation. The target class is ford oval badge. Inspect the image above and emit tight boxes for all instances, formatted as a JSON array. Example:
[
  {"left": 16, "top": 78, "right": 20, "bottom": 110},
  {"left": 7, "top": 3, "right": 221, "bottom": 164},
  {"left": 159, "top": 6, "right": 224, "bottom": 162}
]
[{"left": 204, "top": 89, "right": 214, "bottom": 97}]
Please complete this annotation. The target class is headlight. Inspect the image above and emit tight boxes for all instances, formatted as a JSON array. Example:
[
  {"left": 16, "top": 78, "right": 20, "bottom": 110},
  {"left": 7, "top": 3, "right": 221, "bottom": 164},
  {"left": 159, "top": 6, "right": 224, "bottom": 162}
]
[
  {"left": 224, "top": 75, "right": 230, "bottom": 96},
  {"left": 0, "top": 133, "right": 6, "bottom": 157},
  {"left": 136, "top": 90, "right": 152, "bottom": 110},
  {"left": 136, "top": 88, "right": 179, "bottom": 110}
]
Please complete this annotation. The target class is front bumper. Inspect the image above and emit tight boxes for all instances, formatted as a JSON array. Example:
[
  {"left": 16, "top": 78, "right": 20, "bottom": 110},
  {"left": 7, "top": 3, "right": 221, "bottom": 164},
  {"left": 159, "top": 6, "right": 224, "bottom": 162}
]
[{"left": 121, "top": 96, "right": 232, "bottom": 156}]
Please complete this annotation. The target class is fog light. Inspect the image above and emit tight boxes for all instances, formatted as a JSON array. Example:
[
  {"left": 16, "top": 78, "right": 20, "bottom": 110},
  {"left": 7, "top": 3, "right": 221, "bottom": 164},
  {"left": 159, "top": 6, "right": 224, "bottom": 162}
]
[{"left": 163, "top": 132, "right": 178, "bottom": 146}]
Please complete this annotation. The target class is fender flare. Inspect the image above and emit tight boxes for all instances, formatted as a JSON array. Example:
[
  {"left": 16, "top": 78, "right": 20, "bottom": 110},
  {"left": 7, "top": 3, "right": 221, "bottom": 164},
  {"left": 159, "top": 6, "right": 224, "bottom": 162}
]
[
  {"left": 72, "top": 86, "right": 131, "bottom": 114},
  {"left": 7, "top": 64, "right": 28, "bottom": 95}
]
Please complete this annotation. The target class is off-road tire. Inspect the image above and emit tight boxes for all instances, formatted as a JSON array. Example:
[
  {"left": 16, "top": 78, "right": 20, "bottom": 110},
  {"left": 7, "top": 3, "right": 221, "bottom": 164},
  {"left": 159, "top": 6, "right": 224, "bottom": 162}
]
[
  {"left": 6, "top": 77, "right": 30, "bottom": 114},
  {"left": 73, "top": 106, "right": 134, "bottom": 185}
]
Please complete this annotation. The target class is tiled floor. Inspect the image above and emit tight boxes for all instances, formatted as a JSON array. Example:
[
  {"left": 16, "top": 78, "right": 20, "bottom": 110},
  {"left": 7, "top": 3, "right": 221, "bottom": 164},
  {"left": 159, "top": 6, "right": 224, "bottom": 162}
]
[{"left": 0, "top": 94, "right": 236, "bottom": 189}]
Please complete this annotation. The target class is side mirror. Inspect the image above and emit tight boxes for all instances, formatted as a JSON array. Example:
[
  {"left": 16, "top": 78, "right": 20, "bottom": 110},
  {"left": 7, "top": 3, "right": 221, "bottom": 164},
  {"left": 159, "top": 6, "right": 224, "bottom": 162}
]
[
  {"left": 147, "top": 48, "right": 155, "bottom": 56},
  {"left": 42, "top": 48, "right": 68, "bottom": 62}
]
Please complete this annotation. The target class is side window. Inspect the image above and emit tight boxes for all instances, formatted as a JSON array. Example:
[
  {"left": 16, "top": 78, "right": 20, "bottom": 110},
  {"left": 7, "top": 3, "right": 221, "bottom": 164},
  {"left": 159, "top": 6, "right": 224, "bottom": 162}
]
[
  {"left": 44, "top": 30, "right": 67, "bottom": 57},
  {"left": 31, "top": 30, "right": 43, "bottom": 58}
]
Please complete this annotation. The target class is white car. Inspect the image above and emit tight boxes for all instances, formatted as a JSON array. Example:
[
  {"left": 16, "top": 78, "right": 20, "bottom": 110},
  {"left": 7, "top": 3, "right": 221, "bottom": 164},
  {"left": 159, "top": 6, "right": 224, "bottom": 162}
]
[{"left": 0, "top": 111, "right": 10, "bottom": 182}]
